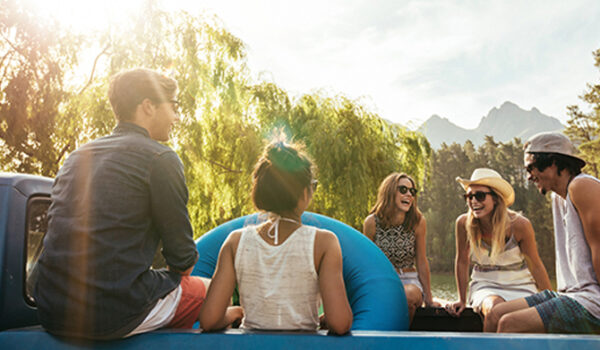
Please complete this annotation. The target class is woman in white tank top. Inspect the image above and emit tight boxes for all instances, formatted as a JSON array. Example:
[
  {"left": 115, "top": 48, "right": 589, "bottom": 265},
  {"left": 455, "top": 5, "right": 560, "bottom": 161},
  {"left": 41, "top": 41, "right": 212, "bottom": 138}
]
[
  {"left": 199, "top": 139, "right": 353, "bottom": 334},
  {"left": 445, "top": 168, "right": 551, "bottom": 332}
]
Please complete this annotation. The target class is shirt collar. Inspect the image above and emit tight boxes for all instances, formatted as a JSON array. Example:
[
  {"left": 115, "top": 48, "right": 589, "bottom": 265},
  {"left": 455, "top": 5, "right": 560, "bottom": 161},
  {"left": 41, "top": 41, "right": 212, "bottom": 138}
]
[{"left": 113, "top": 122, "right": 150, "bottom": 138}]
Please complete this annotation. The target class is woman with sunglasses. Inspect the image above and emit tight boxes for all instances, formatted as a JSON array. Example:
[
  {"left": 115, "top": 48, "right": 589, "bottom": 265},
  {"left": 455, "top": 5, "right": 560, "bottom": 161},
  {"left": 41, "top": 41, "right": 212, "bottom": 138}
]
[
  {"left": 363, "top": 173, "right": 439, "bottom": 321},
  {"left": 445, "top": 168, "right": 551, "bottom": 331}
]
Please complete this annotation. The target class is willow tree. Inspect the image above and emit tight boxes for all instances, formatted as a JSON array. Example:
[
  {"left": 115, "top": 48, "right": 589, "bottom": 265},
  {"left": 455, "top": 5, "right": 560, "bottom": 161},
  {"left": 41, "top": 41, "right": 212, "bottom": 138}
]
[
  {"left": 251, "top": 89, "right": 430, "bottom": 229},
  {"left": 2, "top": 0, "right": 431, "bottom": 236},
  {"left": 0, "top": 0, "right": 84, "bottom": 176}
]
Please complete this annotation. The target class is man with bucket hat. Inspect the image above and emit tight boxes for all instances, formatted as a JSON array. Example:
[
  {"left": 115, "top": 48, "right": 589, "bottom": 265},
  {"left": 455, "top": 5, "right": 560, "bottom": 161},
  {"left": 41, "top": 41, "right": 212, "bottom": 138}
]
[{"left": 488, "top": 132, "right": 600, "bottom": 334}]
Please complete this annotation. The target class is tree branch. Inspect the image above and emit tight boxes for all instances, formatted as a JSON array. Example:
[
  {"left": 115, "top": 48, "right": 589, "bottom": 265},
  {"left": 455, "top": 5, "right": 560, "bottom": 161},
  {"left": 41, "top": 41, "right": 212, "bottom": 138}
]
[
  {"left": 0, "top": 31, "right": 30, "bottom": 64},
  {"left": 204, "top": 157, "right": 242, "bottom": 173},
  {"left": 77, "top": 44, "right": 110, "bottom": 95},
  {"left": 56, "top": 141, "right": 72, "bottom": 165}
]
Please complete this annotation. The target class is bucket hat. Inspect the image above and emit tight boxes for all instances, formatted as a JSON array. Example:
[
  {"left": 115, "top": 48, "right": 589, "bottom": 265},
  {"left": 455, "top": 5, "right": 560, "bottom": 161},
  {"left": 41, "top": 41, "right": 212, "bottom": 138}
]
[{"left": 524, "top": 132, "right": 586, "bottom": 167}]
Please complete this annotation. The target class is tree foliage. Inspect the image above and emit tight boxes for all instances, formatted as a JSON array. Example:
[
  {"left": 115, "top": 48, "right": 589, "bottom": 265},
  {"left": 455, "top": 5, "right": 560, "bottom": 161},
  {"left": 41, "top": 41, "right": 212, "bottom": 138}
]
[
  {"left": 564, "top": 48, "right": 600, "bottom": 178},
  {"left": 0, "top": 0, "right": 83, "bottom": 176},
  {"left": 0, "top": 1, "right": 429, "bottom": 238}
]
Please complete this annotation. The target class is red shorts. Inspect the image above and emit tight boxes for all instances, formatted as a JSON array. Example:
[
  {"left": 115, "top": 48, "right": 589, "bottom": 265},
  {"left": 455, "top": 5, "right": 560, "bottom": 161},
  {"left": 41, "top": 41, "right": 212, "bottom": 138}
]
[{"left": 166, "top": 276, "right": 207, "bottom": 329}]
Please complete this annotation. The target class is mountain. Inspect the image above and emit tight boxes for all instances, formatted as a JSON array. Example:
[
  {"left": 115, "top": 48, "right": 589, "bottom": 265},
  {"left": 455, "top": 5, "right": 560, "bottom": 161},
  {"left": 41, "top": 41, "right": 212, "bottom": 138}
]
[{"left": 418, "top": 101, "right": 565, "bottom": 148}]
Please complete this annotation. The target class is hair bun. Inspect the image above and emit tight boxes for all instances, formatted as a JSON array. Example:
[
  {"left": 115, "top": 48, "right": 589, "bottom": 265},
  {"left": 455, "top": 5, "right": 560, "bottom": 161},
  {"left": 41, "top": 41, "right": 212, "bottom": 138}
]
[{"left": 266, "top": 142, "right": 308, "bottom": 173}]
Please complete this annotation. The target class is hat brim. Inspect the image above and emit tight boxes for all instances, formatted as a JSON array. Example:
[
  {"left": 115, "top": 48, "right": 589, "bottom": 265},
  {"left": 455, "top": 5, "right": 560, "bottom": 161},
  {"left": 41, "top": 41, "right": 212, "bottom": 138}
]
[{"left": 456, "top": 176, "right": 515, "bottom": 207}]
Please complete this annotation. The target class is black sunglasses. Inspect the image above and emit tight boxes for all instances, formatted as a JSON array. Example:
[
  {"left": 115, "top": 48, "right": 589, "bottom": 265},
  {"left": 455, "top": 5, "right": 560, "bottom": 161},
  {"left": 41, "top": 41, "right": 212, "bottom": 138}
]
[
  {"left": 463, "top": 191, "right": 493, "bottom": 202},
  {"left": 525, "top": 155, "right": 554, "bottom": 174},
  {"left": 525, "top": 161, "right": 537, "bottom": 174},
  {"left": 311, "top": 179, "right": 318, "bottom": 192},
  {"left": 397, "top": 185, "right": 417, "bottom": 196}
]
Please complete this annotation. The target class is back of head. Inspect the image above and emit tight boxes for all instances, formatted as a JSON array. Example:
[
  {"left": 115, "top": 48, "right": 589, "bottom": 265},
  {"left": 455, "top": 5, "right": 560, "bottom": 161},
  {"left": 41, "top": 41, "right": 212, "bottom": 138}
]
[
  {"left": 252, "top": 141, "right": 314, "bottom": 215},
  {"left": 108, "top": 68, "right": 177, "bottom": 122}
]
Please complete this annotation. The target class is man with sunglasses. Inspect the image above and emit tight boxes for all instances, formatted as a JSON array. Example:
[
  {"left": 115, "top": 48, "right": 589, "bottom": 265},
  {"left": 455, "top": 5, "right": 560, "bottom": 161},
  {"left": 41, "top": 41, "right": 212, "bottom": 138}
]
[
  {"left": 490, "top": 132, "right": 600, "bottom": 334},
  {"left": 34, "top": 68, "right": 225, "bottom": 339}
]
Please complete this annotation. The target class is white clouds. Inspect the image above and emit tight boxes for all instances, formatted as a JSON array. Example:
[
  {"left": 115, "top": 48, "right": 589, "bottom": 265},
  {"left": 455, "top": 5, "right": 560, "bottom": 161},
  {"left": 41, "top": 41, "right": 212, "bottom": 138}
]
[{"left": 185, "top": 0, "right": 600, "bottom": 128}]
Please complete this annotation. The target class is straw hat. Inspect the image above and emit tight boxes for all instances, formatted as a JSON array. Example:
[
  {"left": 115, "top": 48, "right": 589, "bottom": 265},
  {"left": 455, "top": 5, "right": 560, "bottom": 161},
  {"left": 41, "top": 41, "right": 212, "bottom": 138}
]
[{"left": 456, "top": 168, "right": 515, "bottom": 206}]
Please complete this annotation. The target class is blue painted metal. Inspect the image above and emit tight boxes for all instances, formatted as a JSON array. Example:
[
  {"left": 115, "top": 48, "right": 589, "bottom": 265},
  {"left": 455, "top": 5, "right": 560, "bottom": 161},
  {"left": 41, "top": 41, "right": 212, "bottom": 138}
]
[
  {"left": 193, "top": 212, "right": 409, "bottom": 331},
  {"left": 0, "top": 173, "right": 52, "bottom": 331},
  {"left": 1, "top": 328, "right": 600, "bottom": 349}
]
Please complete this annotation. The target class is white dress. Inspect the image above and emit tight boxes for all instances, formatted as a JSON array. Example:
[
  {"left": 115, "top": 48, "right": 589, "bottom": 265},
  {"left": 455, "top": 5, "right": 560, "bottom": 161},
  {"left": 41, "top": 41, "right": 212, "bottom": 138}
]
[{"left": 468, "top": 235, "right": 538, "bottom": 308}]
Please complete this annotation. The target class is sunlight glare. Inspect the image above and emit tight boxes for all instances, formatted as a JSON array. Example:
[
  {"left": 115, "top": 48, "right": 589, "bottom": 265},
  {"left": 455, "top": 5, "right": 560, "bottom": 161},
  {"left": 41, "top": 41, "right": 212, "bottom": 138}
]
[{"left": 29, "top": 0, "right": 144, "bottom": 33}]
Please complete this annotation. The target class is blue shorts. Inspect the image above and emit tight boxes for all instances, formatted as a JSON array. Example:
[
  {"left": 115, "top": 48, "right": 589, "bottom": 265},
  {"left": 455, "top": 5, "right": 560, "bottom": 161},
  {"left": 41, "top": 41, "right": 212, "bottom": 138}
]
[{"left": 525, "top": 290, "right": 600, "bottom": 334}]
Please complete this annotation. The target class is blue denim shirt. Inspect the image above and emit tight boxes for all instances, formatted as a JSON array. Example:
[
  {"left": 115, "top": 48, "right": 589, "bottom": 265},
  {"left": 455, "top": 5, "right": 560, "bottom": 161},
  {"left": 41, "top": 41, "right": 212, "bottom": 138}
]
[{"left": 35, "top": 122, "right": 198, "bottom": 339}]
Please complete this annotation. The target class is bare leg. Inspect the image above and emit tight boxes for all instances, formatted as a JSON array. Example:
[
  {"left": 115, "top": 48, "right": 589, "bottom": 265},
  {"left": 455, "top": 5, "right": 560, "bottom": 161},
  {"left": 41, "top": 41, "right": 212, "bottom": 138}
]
[
  {"left": 497, "top": 307, "right": 545, "bottom": 333},
  {"left": 480, "top": 295, "right": 505, "bottom": 332},
  {"left": 485, "top": 297, "right": 530, "bottom": 332},
  {"left": 404, "top": 284, "right": 423, "bottom": 323}
]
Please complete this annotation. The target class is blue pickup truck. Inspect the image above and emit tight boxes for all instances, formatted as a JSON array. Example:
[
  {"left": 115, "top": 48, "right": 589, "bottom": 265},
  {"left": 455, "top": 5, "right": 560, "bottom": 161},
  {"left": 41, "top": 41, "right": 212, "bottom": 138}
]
[{"left": 1, "top": 173, "right": 599, "bottom": 349}]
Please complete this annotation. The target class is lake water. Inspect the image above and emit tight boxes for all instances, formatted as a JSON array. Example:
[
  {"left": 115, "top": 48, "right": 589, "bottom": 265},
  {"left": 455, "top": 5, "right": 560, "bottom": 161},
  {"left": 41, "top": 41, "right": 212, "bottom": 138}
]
[
  {"left": 429, "top": 272, "right": 557, "bottom": 303},
  {"left": 430, "top": 272, "right": 458, "bottom": 302}
]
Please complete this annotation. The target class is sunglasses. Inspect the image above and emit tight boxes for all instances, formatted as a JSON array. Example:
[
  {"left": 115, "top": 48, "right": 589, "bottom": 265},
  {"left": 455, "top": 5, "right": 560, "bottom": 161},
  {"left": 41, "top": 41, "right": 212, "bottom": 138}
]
[
  {"left": 397, "top": 185, "right": 417, "bottom": 196},
  {"left": 463, "top": 191, "right": 493, "bottom": 202},
  {"left": 525, "top": 161, "right": 537, "bottom": 174},
  {"left": 525, "top": 155, "right": 554, "bottom": 175},
  {"left": 311, "top": 179, "right": 318, "bottom": 192}
]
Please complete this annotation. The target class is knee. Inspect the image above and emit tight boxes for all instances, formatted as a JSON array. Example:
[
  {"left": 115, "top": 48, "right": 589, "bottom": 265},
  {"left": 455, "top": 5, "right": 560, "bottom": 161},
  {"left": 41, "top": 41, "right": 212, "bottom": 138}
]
[
  {"left": 485, "top": 305, "right": 503, "bottom": 327},
  {"left": 404, "top": 285, "right": 423, "bottom": 307},
  {"left": 497, "top": 313, "right": 514, "bottom": 333},
  {"left": 481, "top": 296, "right": 504, "bottom": 316}
]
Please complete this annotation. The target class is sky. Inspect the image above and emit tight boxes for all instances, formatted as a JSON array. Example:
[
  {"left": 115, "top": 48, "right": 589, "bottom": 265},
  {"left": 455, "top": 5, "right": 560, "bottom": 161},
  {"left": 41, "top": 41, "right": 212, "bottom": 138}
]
[{"left": 32, "top": 0, "right": 600, "bottom": 129}]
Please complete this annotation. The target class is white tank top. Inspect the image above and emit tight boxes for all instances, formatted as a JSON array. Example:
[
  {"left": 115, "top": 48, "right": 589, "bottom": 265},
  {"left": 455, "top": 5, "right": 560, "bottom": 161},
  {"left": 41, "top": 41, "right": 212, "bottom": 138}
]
[
  {"left": 552, "top": 173, "right": 600, "bottom": 319},
  {"left": 234, "top": 224, "right": 320, "bottom": 330}
]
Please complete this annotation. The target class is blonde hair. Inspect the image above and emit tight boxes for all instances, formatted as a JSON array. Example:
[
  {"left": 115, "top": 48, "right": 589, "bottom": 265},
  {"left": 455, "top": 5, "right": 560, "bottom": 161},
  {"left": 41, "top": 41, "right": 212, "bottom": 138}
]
[
  {"left": 370, "top": 173, "right": 422, "bottom": 231},
  {"left": 465, "top": 187, "right": 516, "bottom": 260}
]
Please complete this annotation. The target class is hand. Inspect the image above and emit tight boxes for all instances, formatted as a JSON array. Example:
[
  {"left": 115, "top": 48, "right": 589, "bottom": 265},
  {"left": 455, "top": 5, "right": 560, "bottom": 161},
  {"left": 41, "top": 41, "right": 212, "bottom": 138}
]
[
  {"left": 425, "top": 299, "right": 441, "bottom": 308},
  {"left": 445, "top": 300, "right": 466, "bottom": 317},
  {"left": 319, "top": 314, "right": 328, "bottom": 330},
  {"left": 225, "top": 306, "right": 244, "bottom": 328}
]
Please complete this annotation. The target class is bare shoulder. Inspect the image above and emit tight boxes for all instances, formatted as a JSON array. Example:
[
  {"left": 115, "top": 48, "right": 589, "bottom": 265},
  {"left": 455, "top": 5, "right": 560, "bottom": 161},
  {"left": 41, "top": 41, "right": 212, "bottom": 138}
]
[
  {"left": 510, "top": 214, "right": 534, "bottom": 241},
  {"left": 363, "top": 214, "right": 377, "bottom": 240},
  {"left": 315, "top": 228, "right": 340, "bottom": 247},
  {"left": 511, "top": 213, "right": 532, "bottom": 229},
  {"left": 414, "top": 214, "right": 427, "bottom": 233},
  {"left": 456, "top": 213, "right": 468, "bottom": 226},
  {"left": 570, "top": 176, "right": 600, "bottom": 203},
  {"left": 364, "top": 214, "right": 376, "bottom": 227},
  {"left": 313, "top": 228, "right": 342, "bottom": 271},
  {"left": 223, "top": 228, "right": 244, "bottom": 254}
]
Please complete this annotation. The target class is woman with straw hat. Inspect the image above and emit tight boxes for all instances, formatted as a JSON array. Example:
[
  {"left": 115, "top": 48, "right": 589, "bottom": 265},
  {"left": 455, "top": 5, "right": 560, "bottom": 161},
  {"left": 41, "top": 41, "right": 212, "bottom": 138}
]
[{"left": 445, "top": 168, "right": 551, "bottom": 332}]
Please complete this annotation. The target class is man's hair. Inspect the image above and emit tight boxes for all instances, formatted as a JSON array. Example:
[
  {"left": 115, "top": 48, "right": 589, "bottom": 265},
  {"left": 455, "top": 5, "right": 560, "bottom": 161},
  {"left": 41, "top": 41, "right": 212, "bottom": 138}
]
[
  {"left": 108, "top": 68, "right": 177, "bottom": 122},
  {"left": 529, "top": 152, "right": 583, "bottom": 177}
]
